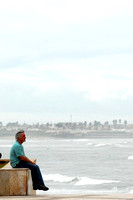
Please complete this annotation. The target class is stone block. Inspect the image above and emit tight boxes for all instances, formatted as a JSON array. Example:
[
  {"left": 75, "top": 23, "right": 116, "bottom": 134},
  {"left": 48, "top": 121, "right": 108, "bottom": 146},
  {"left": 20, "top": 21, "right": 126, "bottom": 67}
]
[{"left": 0, "top": 159, "right": 36, "bottom": 196}]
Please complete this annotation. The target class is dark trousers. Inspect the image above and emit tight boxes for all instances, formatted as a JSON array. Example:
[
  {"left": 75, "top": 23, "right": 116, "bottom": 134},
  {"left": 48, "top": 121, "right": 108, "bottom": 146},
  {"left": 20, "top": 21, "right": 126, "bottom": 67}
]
[{"left": 14, "top": 160, "right": 45, "bottom": 189}]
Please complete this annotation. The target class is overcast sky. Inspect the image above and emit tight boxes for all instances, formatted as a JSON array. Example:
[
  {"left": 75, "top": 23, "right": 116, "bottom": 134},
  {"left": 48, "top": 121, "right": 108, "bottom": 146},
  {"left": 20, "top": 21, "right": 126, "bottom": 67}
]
[{"left": 0, "top": 0, "right": 133, "bottom": 124}]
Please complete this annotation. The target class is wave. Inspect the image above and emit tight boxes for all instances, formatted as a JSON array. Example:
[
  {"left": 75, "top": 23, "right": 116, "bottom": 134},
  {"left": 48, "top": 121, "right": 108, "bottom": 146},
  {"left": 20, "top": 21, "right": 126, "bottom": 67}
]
[
  {"left": 87, "top": 142, "right": 93, "bottom": 146},
  {"left": 128, "top": 155, "right": 133, "bottom": 160},
  {"left": 37, "top": 188, "right": 121, "bottom": 195},
  {"left": 75, "top": 177, "right": 119, "bottom": 186},
  {"left": 43, "top": 173, "right": 75, "bottom": 183},
  {"left": 73, "top": 139, "right": 91, "bottom": 142},
  {"left": 94, "top": 143, "right": 108, "bottom": 147},
  {"left": 37, "top": 187, "right": 133, "bottom": 195},
  {"left": 43, "top": 173, "right": 119, "bottom": 186},
  {"left": 93, "top": 142, "right": 130, "bottom": 148}
]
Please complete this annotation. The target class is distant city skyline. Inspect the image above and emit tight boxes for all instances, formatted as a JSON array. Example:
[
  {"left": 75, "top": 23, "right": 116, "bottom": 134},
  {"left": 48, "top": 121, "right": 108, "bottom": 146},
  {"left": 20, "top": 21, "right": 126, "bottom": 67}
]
[
  {"left": 0, "top": 118, "right": 132, "bottom": 134},
  {"left": 0, "top": 118, "right": 130, "bottom": 126},
  {"left": 0, "top": 0, "right": 133, "bottom": 125}
]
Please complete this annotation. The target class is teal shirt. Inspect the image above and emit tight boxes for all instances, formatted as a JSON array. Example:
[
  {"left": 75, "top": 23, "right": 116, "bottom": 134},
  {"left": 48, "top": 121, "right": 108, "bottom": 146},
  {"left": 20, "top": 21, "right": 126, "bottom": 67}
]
[{"left": 10, "top": 141, "right": 25, "bottom": 168}]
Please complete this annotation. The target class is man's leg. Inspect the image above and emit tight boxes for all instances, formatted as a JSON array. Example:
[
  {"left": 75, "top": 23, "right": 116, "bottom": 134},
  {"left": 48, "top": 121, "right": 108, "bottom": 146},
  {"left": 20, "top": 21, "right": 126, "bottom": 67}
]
[{"left": 15, "top": 161, "right": 48, "bottom": 190}]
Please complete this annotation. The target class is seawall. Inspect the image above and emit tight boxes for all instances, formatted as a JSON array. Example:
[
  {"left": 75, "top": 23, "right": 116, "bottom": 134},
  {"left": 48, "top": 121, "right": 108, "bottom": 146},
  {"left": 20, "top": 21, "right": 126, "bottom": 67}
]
[{"left": 0, "top": 194, "right": 133, "bottom": 200}]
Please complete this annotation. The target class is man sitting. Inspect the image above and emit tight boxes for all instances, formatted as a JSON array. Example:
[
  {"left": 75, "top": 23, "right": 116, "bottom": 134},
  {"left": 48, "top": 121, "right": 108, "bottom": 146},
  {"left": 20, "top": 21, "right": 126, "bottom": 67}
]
[{"left": 10, "top": 130, "right": 49, "bottom": 191}]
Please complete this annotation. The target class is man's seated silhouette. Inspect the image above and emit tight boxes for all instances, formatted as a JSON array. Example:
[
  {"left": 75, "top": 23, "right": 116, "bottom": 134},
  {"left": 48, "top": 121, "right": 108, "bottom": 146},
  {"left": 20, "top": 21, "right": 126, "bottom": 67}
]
[{"left": 10, "top": 130, "right": 49, "bottom": 191}]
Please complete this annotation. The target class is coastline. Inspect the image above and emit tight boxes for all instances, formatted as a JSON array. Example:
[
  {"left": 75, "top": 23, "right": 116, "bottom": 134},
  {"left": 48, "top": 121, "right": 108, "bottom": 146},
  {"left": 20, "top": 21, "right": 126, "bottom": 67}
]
[
  {"left": 1, "top": 194, "right": 133, "bottom": 200},
  {"left": 1, "top": 129, "right": 133, "bottom": 138}
]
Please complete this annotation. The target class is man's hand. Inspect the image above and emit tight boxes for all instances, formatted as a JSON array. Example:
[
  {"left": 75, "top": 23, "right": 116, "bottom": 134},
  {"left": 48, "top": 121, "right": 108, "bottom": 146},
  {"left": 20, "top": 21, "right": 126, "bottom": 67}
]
[{"left": 19, "top": 156, "right": 36, "bottom": 165}]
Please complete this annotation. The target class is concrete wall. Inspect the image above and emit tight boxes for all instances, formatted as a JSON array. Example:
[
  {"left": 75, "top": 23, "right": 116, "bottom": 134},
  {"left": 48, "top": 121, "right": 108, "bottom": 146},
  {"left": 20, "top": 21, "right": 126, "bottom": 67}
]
[{"left": 0, "top": 159, "right": 36, "bottom": 196}]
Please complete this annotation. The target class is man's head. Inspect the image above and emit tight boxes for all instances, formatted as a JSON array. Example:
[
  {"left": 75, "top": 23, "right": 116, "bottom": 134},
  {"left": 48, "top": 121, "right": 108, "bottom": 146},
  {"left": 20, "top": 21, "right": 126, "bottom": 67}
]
[{"left": 15, "top": 130, "right": 26, "bottom": 144}]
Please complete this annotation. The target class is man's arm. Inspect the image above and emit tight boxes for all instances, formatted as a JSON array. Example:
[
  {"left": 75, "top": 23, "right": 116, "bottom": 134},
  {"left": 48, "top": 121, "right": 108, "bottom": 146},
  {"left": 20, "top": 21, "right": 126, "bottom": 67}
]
[{"left": 19, "top": 156, "right": 36, "bottom": 165}]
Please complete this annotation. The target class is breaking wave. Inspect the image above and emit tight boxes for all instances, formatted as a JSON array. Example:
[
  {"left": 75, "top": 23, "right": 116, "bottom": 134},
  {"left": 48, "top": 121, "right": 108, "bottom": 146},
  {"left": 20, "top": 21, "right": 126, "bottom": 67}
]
[
  {"left": 75, "top": 177, "right": 119, "bottom": 186},
  {"left": 94, "top": 143, "right": 107, "bottom": 147},
  {"left": 43, "top": 173, "right": 75, "bottom": 183},
  {"left": 43, "top": 173, "right": 119, "bottom": 186},
  {"left": 128, "top": 155, "right": 133, "bottom": 160}
]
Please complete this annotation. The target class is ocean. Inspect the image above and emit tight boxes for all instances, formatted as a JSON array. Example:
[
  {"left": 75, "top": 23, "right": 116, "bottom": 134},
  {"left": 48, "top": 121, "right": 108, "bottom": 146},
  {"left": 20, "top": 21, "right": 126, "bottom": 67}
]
[{"left": 1, "top": 131, "right": 133, "bottom": 194}]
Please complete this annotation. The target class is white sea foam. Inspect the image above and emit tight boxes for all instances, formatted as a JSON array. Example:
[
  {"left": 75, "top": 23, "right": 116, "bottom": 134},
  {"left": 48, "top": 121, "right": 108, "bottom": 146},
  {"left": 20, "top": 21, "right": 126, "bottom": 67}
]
[
  {"left": 73, "top": 139, "right": 90, "bottom": 142},
  {"left": 128, "top": 155, "right": 133, "bottom": 160},
  {"left": 94, "top": 143, "right": 107, "bottom": 147},
  {"left": 129, "top": 189, "right": 133, "bottom": 194},
  {"left": 87, "top": 142, "right": 93, "bottom": 146},
  {"left": 75, "top": 177, "right": 119, "bottom": 186},
  {"left": 43, "top": 173, "right": 119, "bottom": 186},
  {"left": 0, "top": 145, "right": 12, "bottom": 147},
  {"left": 43, "top": 174, "right": 75, "bottom": 183},
  {"left": 37, "top": 188, "right": 106, "bottom": 195},
  {"left": 115, "top": 143, "right": 127, "bottom": 147},
  {"left": 37, "top": 188, "right": 122, "bottom": 195}
]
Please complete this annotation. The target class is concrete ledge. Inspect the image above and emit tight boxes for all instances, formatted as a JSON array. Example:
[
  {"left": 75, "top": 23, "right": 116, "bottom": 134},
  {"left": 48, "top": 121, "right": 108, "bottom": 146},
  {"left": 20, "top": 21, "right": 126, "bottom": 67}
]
[
  {"left": 0, "top": 159, "right": 36, "bottom": 196},
  {"left": 0, "top": 194, "right": 133, "bottom": 200}
]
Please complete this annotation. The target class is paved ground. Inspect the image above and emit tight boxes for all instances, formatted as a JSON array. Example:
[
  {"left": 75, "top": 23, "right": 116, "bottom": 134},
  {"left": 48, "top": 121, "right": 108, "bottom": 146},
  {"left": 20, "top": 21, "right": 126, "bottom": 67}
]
[{"left": 0, "top": 194, "right": 133, "bottom": 200}]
